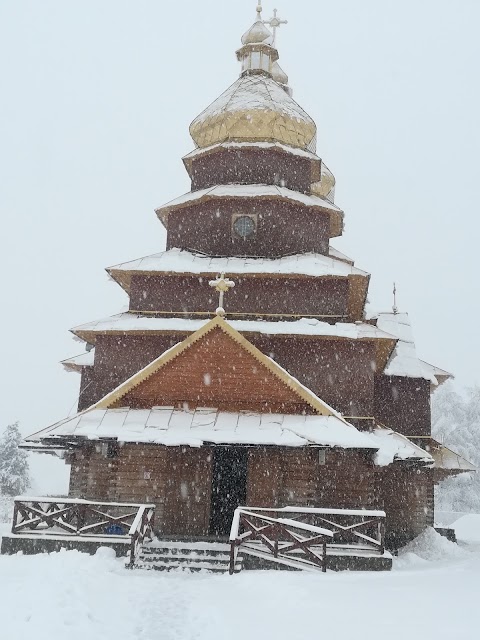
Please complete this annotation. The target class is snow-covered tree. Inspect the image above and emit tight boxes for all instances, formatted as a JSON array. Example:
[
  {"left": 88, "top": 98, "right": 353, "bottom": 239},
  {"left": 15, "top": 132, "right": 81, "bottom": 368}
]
[
  {"left": 0, "top": 422, "right": 30, "bottom": 496},
  {"left": 433, "top": 382, "right": 480, "bottom": 513}
]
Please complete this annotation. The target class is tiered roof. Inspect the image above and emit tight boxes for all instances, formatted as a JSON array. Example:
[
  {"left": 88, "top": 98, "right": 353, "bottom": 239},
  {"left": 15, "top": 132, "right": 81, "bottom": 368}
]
[
  {"left": 155, "top": 184, "right": 343, "bottom": 237},
  {"left": 30, "top": 316, "right": 431, "bottom": 467},
  {"left": 372, "top": 312, "right": 453, "bottom": 387},
  {"left": 107, "top": 248, "right": 368, "bottom": 292}
]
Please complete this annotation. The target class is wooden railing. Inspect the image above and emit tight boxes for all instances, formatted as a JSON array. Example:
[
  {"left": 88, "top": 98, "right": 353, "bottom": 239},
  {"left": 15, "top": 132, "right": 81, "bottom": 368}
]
[
  {"left": 229, "top": 506, "right": 386, "bottom": 574},
  {"left": 11, "top": 497, "right": 155, "bottom": 566},
  {"left": 127, "top": 504, "right": 155, "bottom": 568}
]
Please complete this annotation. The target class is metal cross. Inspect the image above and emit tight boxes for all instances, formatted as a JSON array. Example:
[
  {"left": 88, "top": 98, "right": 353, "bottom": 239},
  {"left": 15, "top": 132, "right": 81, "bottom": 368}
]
[
  {"left": 392, "top": 282, "right": 398, "bottom": 315},
  {"left": 263, "top": 8, "right": 288, "bottom": 46},
  {"left": 209, "top": 273, "right": 235, "bottom": 317}
]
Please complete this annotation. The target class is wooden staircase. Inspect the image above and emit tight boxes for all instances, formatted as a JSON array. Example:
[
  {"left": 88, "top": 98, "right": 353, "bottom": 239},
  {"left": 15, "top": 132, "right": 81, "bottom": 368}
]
[{"left": 135, "top": 540, "right": 244, "bottom": 573}]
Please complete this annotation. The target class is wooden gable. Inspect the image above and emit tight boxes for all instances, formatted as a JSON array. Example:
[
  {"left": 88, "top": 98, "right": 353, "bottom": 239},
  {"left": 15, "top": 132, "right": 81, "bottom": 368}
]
[
  {"left": 93, "top": 316, "right": 341, "bottom": 417},
  {"left": 110, "top": 326, "right": 313, "bottom": 413}
]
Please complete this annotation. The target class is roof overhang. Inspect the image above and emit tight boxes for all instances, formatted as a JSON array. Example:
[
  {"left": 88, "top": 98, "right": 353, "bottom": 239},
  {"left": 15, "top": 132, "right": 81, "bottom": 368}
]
[
  {"left": 407, "top": 437, "right": 476, "bottom": 477},
  {"left": 25, "top": 407, "right": 377, "bottom": 452},
  {"left": 182, "top": 141, "right": 322, "bottom": 182},
  {"left": 105, "top": 250, "right": 370, "bottom": 314},
  {"left": 70, "top": 314, "right": 397, "bottom": 372},
  {"left": 155, "top": 185, "right": 344, "bottom": 238},
  {"left": 61, "top": 350, "right": 95, "bottom": 372}
]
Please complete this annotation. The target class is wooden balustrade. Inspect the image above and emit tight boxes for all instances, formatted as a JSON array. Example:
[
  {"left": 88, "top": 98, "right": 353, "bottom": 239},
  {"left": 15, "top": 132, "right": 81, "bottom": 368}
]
[
  {"left": 229, "top": 506, "right": 386, "bottom": 574},
  {"left": 11, "top": 497, "right": 155, "bottom": 566}
]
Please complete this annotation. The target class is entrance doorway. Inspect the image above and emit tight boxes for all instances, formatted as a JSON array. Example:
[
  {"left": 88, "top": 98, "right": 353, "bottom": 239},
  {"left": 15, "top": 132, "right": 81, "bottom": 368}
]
[{"left": 209, "top": 447, "right": 248, "bottom": 536}]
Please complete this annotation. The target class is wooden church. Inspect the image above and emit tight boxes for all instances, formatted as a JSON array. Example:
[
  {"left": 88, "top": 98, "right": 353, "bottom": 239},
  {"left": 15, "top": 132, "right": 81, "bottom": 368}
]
[{"left": 16, "top": 4, "right": 473, "bottom": 563}]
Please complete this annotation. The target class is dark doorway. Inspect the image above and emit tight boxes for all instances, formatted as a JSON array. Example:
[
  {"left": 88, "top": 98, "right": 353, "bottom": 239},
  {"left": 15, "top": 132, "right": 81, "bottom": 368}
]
[{"left": 209, "top": 447, "right": 248, "bottom": 536}]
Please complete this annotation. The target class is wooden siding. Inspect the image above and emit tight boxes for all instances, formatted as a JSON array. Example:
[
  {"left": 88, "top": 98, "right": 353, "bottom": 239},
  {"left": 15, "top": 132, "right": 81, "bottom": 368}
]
[
  {"left": 129, "top": 274, "right": 351, "bottom": 319},
  {"left": 69, "top": 444, "right": 378, "bottom": 537},
  {"left": 69, "top": 445, "right": 212, "bottom": 536},
  {"left": 79, "top": 333, "right": 377, "bottom": 416},
  {"left": 113, "top": 327, "right": 315, "bottom": 414},
  {"left": 246, "top": 448, "right": 376, "bottom": 511},
  {"left": 375, "top": 466, "right": 434, "bottom": 548},
  {"left": 374, "top": 375, "right": 431, "bottom": 436},
  {"left": 189, "top": 147, "right": 314, "bottom": 193},
  {"left": 165, "top": 199, "right": 330, "bottom": 257}
]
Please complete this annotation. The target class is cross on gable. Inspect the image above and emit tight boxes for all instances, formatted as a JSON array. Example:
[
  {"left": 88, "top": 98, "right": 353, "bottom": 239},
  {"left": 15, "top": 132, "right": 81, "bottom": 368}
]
[
  {"left": 209, "top": 273, "right": 235, "bottom": 317},
  {"left": 263, "top": 8, "right": 287, "bottom": 46}
]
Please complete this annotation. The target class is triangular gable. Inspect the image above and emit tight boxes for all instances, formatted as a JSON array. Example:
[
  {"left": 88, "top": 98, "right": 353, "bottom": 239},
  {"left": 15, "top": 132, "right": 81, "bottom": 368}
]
[{"left": 91, "top": 315, "right": 344, "bottom": 419}]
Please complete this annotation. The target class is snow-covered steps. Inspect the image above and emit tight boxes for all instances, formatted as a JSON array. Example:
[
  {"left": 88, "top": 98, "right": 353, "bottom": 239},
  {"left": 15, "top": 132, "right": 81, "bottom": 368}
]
[{"left": 135, "top": 540, "right": 243, "bottom": 573}]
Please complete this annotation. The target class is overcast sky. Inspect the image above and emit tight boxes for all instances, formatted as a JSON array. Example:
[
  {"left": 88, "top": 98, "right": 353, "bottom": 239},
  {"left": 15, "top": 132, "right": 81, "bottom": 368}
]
[{"left": 1, "top": 0, "right": 479, "bottom": 472}]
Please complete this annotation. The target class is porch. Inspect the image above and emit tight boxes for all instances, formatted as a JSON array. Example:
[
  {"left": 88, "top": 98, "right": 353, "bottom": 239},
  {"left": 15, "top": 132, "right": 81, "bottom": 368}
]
[
  {"left": 1, "top": 497, "right": 392, "bottom": 571},
  {"left": 0, "top": 497, "right": 155, "bottom": 566}
]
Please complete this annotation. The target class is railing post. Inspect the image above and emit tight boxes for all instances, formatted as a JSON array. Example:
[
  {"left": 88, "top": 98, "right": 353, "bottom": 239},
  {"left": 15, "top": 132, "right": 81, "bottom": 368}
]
[
  {"left": 11, "top": 501, "right": 19, "bottom": 534},
  {"left": 77, "top": 504, "right": 86, "bottom": 534},
  {"left": 229, "top": 542, "right": 236, "bottom": 575},
  {"left": 322, "top": 538, "right": 327, "bottom": 573},
  {"left": 128, "top": 532, "right": 138, "bottom": 569},
  {"left": 379, "top": 519, "right": 385, "bottom": 555}
]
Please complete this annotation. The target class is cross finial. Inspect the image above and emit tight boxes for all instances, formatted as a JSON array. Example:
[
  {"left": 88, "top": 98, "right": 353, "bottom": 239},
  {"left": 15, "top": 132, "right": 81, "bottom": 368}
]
[
  {"left": 392, "top": 282, "right": 398, "bottom": 315},
  {"left": 263, "top": 8, "right": 288, "bottom": 47},
  {"left": 256, "top": 3, "right": 263, "bottom": 20},
  {"left": 209, "top": 273, "right": 235, "bottom": 317}
]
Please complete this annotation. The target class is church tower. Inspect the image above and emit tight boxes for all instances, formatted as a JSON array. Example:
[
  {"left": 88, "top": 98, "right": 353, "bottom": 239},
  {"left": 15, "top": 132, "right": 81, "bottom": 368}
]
[{"left": 26, "top": 5, "right": 472, "bottom": 553}]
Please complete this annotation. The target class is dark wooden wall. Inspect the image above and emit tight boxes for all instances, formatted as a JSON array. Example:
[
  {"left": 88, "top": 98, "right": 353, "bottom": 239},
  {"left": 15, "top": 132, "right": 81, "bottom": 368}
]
[
  {"left": 189, "top": 148, "right": 315, "bottom": 193},
  {"left": 79, "top": 334, "right": 376, "bottom": 417},
  {"left": 255, "top": 336, "right": 377, "bottom": 417},
  {"left": 69, "top": 444, "right": 377, "bottom": 536},
  {"left": 374, "top": 375, "right": 431, "bottom": 436},
  {"left": 375, "top": 466, "right": 434, "bottom": 548},
  {"left": 129, "top": 274, "right": 351, "bottom": 319},
  {"left": 165, "top": 199, "right": 331, "bottom": 257},
  {"left": 70, "top": 444, "right": 212, "bottom": 536},
  {"left": 247, "top": 448, "right": 377, "bottom": 509},
  {"left": 69, "top": 444, "right": 432, "bottom": 547}
]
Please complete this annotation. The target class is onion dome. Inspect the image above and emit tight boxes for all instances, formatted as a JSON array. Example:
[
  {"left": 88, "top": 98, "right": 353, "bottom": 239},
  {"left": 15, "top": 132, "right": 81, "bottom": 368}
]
[
  {"left": 189, "top": 74, "right": 317, "bottom": 150},
  {"left": 189, "top": 5, "right": 316, "bottom": 151},
  {"left": 241, "top": 20, "right": 273, "bottom": 45},
  {"left": 241, "top": 3, "right": 274, "bottom": 45},
  {"left": 272, "top": 61, "right": 288, "bottom": 85}
]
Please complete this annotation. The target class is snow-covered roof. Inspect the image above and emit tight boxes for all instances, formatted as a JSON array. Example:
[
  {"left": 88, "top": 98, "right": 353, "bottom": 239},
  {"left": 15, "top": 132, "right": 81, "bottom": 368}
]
[
  {"left": 156, "top": 184, "right": 341, "bottom": 214},
  {"left": 420, "top": 361, "right": 453, "bottom": 386},
  {"left": 155, "top": 184, "right": 344, "bottom": 237},
  {"left": 328, "top": 245, "right": 354, "bottom": 265},
  {"left": 107, "top": 248, "right": 368, "bottom": 291},
  {"left": 61, "top": 350, "right": 95, "bottom": 372},
  {"left": 182, "top": 140, "right": 320, "bottom": 164},
  {"left": 155, "top": 183, "right": 342, "bottom": 229},
  {"left": 411, "top": 438, "right": 475, "bottom": 472},
  {"left": 72, "top": 313, "right": 396, "bottom": 343},
  {"left": 24, "top": 407, "right": 376, "bottom": 451},
  {"left": 374, "top": 312, "right": 449, "bottom": 384},
  {"left": 26, "top": 408, "right": 435, "bottom": 467},
  {"left": 369, "top": 427, "right": 433, "bottom": 467},
  {"left": 191, "top": 76, "right": 313, "bottom": 128}
]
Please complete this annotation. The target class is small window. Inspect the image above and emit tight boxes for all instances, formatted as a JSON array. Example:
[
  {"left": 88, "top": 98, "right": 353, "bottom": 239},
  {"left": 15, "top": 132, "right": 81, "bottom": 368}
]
[{"left": 232, "top": 214, "right": 256, "bottom": 240}]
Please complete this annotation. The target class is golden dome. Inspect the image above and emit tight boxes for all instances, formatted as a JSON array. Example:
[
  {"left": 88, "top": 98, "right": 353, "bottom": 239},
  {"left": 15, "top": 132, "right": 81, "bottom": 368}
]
[
  {"left": 189, "top": 74, "right": 317, "bottom": 151},
  {"left": 311, "top": 163, "right": 336, "bottom": 202}
]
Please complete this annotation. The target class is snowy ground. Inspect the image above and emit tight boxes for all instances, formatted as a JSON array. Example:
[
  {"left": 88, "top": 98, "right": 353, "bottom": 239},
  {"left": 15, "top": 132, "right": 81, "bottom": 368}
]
[{"left": 0, "top": 520, "right": 479, "bottom": 640}]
